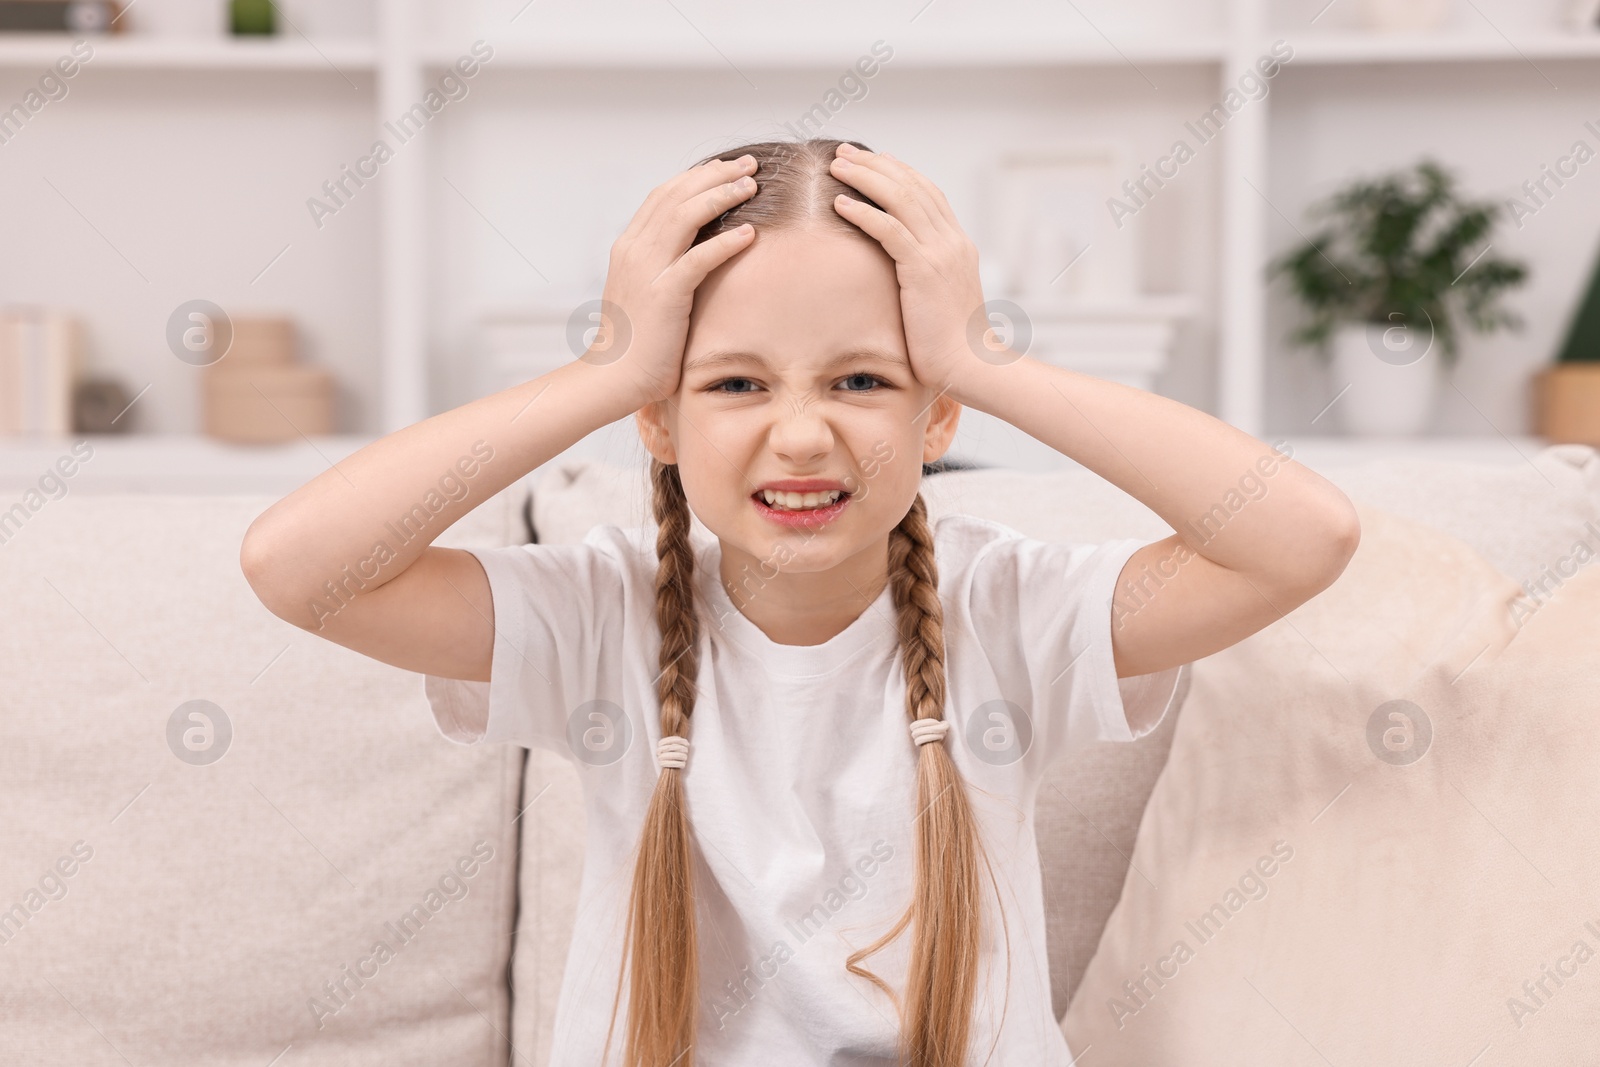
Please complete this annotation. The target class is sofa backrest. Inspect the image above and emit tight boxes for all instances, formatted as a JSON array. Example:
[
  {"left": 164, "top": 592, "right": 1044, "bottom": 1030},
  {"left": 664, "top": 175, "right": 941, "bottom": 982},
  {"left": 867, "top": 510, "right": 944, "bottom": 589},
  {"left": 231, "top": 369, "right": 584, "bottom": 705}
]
[{"left": 0, "top": 485, "right": 530, "bottom": 1067}]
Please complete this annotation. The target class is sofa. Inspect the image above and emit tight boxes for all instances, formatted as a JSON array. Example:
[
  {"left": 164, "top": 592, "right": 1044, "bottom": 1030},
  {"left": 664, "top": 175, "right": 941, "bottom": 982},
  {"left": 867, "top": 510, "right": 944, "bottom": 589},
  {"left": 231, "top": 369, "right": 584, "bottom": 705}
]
[{"left": 2, "top": 440, "right": 1596, "bottom": 1065}]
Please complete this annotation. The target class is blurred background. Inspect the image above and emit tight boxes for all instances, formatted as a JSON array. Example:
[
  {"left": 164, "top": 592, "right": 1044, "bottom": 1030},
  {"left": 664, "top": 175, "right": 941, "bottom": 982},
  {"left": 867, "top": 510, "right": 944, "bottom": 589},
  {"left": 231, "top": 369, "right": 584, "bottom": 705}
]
[
  {"left": 6, "top": 7, "right": 1600, "bottom": 1063},
  {"left": 3, "top": 0, "right": 1600, "bottom": 492}
]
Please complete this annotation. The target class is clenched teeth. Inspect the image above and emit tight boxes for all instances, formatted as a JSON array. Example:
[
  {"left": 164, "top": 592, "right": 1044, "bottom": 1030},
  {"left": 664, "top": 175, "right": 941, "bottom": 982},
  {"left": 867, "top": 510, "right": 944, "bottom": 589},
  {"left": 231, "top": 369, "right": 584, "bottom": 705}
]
[{"left": 759, "top": 489, "right": 845, "bottom": 510}]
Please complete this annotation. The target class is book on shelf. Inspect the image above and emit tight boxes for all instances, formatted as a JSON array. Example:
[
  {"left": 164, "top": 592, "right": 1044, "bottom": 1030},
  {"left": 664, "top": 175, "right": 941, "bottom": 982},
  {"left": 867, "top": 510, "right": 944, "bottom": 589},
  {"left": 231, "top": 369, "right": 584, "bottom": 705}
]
[
  {"left": 0, "top": 2, "right": 122, "bottom": 33},
  {"left": 0, "top": 307, "right": 81, "bottom": 438}
]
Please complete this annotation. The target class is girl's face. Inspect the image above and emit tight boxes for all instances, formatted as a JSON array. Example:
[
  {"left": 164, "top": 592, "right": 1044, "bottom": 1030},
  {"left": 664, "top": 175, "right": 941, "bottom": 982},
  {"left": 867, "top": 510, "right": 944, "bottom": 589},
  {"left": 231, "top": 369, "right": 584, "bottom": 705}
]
[{"left": 637, "top": 226, "right": 962, "bottom": 589}]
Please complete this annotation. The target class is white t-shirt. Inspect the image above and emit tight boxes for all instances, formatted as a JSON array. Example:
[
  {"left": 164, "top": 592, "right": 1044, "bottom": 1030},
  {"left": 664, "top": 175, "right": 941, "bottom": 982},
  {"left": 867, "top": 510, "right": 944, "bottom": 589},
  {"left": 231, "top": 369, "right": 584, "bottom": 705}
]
[{"left": 423, "top": 512, "right": 1187, "bottom": 1066}]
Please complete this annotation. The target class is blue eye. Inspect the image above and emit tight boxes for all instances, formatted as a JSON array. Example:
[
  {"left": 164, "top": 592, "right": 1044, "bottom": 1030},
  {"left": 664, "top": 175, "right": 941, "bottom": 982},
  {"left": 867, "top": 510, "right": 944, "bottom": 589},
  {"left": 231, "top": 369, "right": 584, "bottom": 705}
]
[{"left": 707, "top": 373, "right": 890, "bottom": 395}]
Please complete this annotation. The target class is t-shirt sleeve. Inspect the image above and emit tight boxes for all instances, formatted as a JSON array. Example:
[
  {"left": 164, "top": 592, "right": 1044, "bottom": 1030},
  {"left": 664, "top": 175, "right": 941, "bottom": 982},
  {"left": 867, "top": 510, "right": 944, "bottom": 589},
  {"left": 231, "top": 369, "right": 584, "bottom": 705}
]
[
  {"left": 969, "top": 528, "right": 1188, "bottom": 764},
  {"left": 421, "top": 532, "right": 626, "bottom": 754}
]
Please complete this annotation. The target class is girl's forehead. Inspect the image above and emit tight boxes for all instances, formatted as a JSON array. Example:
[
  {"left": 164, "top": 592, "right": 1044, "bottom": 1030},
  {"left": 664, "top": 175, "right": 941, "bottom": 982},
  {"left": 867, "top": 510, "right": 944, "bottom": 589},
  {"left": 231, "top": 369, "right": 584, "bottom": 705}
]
[{"left": 683, "top": 348, "right": 908, "bottom": 376}]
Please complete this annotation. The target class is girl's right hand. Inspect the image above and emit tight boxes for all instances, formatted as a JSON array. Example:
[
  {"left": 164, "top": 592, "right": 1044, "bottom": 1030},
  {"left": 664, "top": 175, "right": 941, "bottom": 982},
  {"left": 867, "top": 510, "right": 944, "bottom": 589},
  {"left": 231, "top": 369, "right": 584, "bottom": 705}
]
[{"left": 594, "top": 153, "right": 760, "bottom": 409}]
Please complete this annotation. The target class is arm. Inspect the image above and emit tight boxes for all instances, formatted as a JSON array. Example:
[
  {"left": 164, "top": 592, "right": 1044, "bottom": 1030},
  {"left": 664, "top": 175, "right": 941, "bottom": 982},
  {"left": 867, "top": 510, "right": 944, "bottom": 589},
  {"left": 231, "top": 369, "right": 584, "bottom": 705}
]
[
  {"left": 239, "top": 360, "right": 641, "bottom": 682},
  {"left": 239, "top": 153, "right": 763, "bottom": 683},
  {"left": 947, "top": 358, "right": 1361, "bottom": 682},
  {"left": 821, "top": 142, "right": 1360, "bottom": 690}
]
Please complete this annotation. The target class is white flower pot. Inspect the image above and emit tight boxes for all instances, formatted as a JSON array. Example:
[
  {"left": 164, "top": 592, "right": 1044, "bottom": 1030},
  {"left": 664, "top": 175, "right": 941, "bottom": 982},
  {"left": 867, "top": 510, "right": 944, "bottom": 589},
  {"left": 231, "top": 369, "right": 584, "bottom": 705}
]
[
  {"left": 1360, "top": 0, "right": 1451, "bottom": 32},
  {"left": 1328, "top": 320, "right": 1442, "bottom": 436}
]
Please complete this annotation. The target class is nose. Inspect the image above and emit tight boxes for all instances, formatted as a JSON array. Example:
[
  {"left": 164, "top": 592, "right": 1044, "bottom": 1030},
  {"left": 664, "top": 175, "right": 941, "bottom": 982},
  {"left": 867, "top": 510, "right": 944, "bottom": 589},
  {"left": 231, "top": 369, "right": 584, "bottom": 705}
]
[{"left": 767, "top": 393, "right": 835, "bottom": 467}]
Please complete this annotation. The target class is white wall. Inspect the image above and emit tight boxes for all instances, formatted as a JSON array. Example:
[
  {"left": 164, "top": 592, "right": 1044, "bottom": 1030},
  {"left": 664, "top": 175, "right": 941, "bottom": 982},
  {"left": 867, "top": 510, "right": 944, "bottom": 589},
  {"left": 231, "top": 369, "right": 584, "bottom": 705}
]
[{"left": 0, "top": 65, "right": 383, "bottom": 433}]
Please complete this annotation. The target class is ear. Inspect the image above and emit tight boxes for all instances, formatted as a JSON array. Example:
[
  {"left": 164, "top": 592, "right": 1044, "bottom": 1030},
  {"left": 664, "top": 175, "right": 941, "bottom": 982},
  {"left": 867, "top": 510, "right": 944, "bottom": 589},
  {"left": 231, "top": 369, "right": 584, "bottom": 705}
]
[
  {"left": 921, "top": 389, "right": 962, "bottom": 465},
  {"left": 635, "top": 400, "right": 678, "bottom": 465}
]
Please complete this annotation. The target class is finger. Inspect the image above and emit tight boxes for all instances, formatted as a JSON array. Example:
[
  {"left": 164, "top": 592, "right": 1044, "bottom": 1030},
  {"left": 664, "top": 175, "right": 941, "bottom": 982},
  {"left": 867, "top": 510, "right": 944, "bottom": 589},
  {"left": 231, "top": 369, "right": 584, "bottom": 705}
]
[
  {"left": 625, "top": 154, "right": 752, "bottom": 245},
  {"left": 832, "top": 192, "right": 924, "bottom": 267},
  {"left": 827, "top": 151, "right": 945, "bottom": 241},
  {"left": 876, "top": 153, "right": 962, "bottom": 237},
  {"left": 871, "top": 150, "right": 962, "bottom": 233},
  {"left": 622, "top": 154, "right": 755, "bottom": 246},
  {"left": 835, "top": 192, "right": 959, "bottom": 295},
  {"left": 829, "top": 151, "right": 939, "bottom": 236},
  {"left": 667, "top": 221, "right": 756, "bottom": 289},
  {"left": 658, "top": 171, "right": 759, "bottom": 256}
]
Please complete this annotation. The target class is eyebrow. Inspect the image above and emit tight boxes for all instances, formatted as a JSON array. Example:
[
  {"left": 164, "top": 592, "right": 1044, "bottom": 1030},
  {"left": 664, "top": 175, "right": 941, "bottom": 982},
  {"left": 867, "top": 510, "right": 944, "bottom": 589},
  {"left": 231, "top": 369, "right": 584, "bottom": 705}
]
[{"left": 684, "top": 349, "right": 908, "bottom": 373}]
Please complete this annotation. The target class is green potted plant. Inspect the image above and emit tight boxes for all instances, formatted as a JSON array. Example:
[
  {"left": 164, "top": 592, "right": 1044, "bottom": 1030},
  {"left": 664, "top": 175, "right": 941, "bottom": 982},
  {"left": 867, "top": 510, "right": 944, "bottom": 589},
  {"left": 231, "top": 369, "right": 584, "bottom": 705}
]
[
  {"left": 1267, "top": 158, "right": 1528, "bottom": 436},
  {"left": 229, "top": 0, "right": 276, "bottom": 36}
]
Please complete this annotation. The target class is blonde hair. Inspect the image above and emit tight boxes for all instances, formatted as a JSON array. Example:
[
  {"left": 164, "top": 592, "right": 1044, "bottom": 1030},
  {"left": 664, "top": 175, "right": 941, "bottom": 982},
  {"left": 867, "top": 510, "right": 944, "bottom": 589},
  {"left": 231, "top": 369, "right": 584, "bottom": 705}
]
[{"left": 602, "top": 138, "right": 1008, "bottom": 1067}]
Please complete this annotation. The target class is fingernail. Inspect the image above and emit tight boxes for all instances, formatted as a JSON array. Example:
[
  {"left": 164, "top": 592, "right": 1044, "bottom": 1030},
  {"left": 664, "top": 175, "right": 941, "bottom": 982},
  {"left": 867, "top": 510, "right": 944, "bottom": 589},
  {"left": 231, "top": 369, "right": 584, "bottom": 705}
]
[{"left": 838, "top": 143, "right": 858, "bottom": 155}]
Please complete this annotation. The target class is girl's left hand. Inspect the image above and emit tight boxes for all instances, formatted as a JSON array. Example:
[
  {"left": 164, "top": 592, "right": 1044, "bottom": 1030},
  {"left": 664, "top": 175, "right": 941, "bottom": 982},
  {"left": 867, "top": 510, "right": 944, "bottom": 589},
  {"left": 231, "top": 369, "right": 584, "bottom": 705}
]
[{"left": 828, "top": 143, "right": 992, "bottom": 396}]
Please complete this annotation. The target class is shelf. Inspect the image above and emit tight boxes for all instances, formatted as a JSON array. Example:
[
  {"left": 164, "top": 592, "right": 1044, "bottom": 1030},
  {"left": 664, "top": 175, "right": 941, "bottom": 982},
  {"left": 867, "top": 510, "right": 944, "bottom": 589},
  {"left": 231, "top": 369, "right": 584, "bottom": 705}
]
[
  {"left": 475, "top": 293, "right": 1198, "bottom": 404},
  {"left": 418, "top": 35, "right": 1230, "bottom": 71},
  {"left": 12, "top": 29, "right": 1595, "bottom": 74},
  {"left": 0, "top": 435, "right": 375, "bottom": 495},
  {"left": 996, "top": 295, "right": 1202, "bottom": 320},
  {"left": 0, "top": 435, "right": 1560, "bottom": 494},
  {"left": 1283, "top": 31, "right": 1600, "bottom": 65},
  {"left": 0, "top": 34, "right": 376, "bottom": 71}
]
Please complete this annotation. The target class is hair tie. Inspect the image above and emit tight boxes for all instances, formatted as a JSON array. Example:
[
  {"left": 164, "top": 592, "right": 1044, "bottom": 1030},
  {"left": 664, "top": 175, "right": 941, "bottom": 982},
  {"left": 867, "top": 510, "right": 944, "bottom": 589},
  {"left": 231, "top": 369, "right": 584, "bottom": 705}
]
[
  {"left": 657, "top": 735, "right": 689, "bottom": 771},
  {"left": 910, "top": 718, "right": 949, "bottom": 748}
]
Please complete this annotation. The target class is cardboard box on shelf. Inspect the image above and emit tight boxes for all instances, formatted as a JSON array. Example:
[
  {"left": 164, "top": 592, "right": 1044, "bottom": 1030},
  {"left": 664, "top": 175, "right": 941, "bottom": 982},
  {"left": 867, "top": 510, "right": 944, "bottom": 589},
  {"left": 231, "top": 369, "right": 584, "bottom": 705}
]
[
  {"left": 203, "top": 363, "right": 335, "bottom": 444},
  {"left": 201, "top": 316, "right": 339, "bottom": 443},
  {"left": 224, "top": 317, "right": 297, "bottom": 368}
]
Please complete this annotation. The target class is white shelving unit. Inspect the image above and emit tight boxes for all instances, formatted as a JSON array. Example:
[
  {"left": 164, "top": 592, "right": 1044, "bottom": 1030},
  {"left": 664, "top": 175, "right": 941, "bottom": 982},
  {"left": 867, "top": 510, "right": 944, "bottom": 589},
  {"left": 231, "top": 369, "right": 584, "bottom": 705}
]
[
  {"left": 5, "top": 0, "right": 1598, "bottom": 483},
  {"left": 0, "top": 34, "right": 377, "bottom": 69},
  {"left": 0, "top": 433, "right": 1555, "bottom": 495},
  {"left": 1288, "top": 30, "right": 1600, "bottom": 63},
  {"left": 9, "top": 21, "right": 1596, "bottom": 72},
  {"left": 412, "top": 34, "right": 1235, "bottom": 70}
]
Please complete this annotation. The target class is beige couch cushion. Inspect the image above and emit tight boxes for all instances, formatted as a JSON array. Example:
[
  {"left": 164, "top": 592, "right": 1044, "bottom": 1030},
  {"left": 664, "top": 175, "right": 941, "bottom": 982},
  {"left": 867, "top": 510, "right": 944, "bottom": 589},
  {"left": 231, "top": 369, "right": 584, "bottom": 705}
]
[
  {"left": 505, "top": 746, "right": 586, "bottom": 1067},
  {"left": 0, "top": 486, "right": 527, "bottom": 1066},
  {"left": 1306, "top": 442, "right": 1600, "bottom": 591},
  {"left": 1062, "top": 500, "right": 1600, "bottom": 1062}
]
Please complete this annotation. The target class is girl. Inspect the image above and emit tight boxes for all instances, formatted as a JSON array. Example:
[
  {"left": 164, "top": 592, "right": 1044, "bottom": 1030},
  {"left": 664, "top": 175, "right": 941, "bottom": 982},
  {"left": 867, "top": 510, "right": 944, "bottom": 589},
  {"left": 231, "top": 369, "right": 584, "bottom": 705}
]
[{"left": 241, "top": 138, "right": 1360, "bottom": 1067}]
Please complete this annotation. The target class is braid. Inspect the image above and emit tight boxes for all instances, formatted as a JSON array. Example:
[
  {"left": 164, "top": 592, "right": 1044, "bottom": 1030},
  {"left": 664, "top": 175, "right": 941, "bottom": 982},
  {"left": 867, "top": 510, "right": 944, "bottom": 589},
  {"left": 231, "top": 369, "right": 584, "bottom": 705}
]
[
  {"left": 602, "top": 458, "right": 702, "bottom": 1067},
  {"left": 845, "top": 492, "right": 1009, "bottom": 1067},
  {"left": 650, "top": 459, "right": 701, "bottom": 745},
  {"left": 888, "top": 493, "right": 947, "bottom": 723}
]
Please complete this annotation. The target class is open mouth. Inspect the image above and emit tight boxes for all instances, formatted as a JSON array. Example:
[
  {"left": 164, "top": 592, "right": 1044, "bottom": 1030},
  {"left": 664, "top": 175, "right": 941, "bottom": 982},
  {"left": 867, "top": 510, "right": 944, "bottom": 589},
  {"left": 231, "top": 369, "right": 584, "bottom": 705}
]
[
  {"left": 752, "top": 487, "right": 851, "bottom": 512},
  {"left": 750, "top": 487, "right": 854, "bottom": 525}
]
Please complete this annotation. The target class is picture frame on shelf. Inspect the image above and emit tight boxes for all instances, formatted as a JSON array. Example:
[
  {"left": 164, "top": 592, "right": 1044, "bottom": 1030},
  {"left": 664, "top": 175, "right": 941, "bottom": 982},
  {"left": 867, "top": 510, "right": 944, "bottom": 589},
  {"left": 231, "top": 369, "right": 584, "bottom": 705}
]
[
  {"left": 1566, "top": 0, "right": 1600, "bottom": 31},
  {"left": 982, "top": 143, "right": 1139, "bottom": 303}
]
